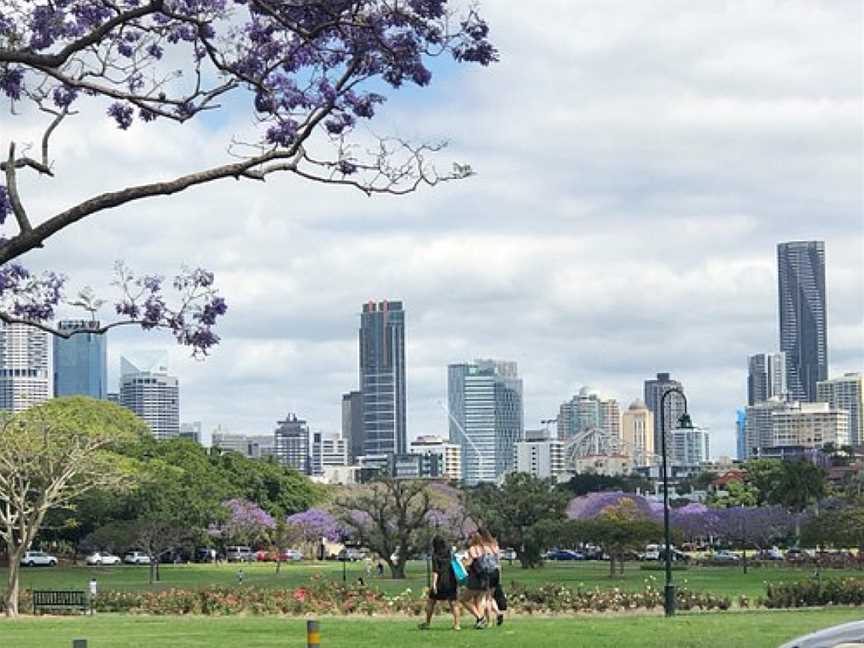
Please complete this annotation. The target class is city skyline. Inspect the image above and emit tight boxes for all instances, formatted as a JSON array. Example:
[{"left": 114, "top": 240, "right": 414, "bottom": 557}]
[{"left": 25, "top": 2, "right": 862, "bottom": 459}]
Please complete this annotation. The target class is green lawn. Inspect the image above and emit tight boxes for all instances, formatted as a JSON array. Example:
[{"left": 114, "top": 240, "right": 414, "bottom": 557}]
[
  {"left": 5, "top": 560, "right": 860, "bottom": 601},
  {"left": 2, "top": 609, "right": 863, "bottom": 647}
]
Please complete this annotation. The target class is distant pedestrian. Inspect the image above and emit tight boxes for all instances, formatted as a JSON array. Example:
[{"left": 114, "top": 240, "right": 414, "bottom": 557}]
[
  {"left": 418, "top": 536, "right": 461, "bottom": 631},
  {"left": 376, "top": 561, "right": 385, "bottom": 577},
  {"left": 364, "top": 557, "right": 373, "bottom": 578},
  {"left": 237, "top": 569, "right": 245, "bottom": 585}
]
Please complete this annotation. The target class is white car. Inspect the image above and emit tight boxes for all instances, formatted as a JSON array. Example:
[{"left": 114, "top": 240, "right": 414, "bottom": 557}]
[
  {"left": 123, "top": 551, "right": 151, "bottom": 565},
  {"left": 86, "top": 552, "right": 122, "bottom": 566},
  {"left": 21, "top": 551, "right": 58, "bottom": 567}
]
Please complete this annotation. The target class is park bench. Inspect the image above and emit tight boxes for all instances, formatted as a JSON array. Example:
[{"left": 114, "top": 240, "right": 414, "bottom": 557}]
[{"left": 32, "top": 590, "right": 91, "bottom": 615}]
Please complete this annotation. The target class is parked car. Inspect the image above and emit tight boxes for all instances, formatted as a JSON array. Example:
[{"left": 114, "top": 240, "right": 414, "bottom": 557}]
[
  {"left": 755, "top": 547, "right": 784, "bottom": 561},
  {"left": 659, "top": 548, "right": 690, "bottom": 563},
  {"left": 195, "top": 548, "right": 218, "bottom": 563},
  {"left": 85, "top": 551, "right": 121, "bottom": 566},
  {"left": 123, "top": 551, "right": 151, "bottom": 565},
  {"left": 225, "top": 546, "right": 256, "bottom": 562},
  {"left": 640, "top": 544, "right": 661, "bottom": 561},
  {"left": 711, "top": 550, "right": 740, "bottom": 563},
  {"left": 785, "top": 548, "right": 810, "bottom": 563},
  {"left": 499, "top": 548, "right": 517, "bottom": 561},
  {"left": 545, "top": 549, "right": 585, "bottom": 561},
  {"left": 20, "top": 551, "right": 58, "bottom": 567},
  {"left": 338, "top": 548, "right": 367, "bottom": 562}
]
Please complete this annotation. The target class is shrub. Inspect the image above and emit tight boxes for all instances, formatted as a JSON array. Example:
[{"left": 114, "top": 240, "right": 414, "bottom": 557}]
[{"left": 762, "top": 577, "right": 864, "bottom": 608}]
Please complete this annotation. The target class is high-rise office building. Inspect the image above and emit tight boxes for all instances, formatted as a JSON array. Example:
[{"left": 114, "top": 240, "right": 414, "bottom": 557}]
[
  {"left": 514, "top": 428, "right": 565, "bottom": 479},
  {"left": 558, "top": 387, "right": 620, "bottom": 445},
  {"left": 743, "top": 398, "right": 789, "bottom": 459},
  {"left": 747, "top": 352, "right": 787, "bottom": 405},
  {"left": 119, "top": 352, "right": 179, "bottom": 440},
  {"left": 736, "top": 409, "right": 747, "bottom": 461},
  {"left": 447, "top": 359, "right": 523, "bottom": 485},
  {"left": 359, "top": 300, "right": 406, "bottom": 456},
  {"left": 179, "top": 421, "right": 202, "bottom": 444},
  {"left": 53, "top": 320, "right": 107, "bottom": 400},
  {"left": 212, "top": 429, "right": 275, "bottom": 458},
  {"left": 643, "top": 372, "right": 686, "bottom": 455},
  {"left": 771, "top": 402, "right": 849, "bottom": 450},
  {"left": 0, "top": 322, "right": 52, "bottom": 412},
  {"left": 310, "top": 432, "right": 348, "bottom": 476},
  {"left": 672, "top": 426, "right": 710, "bottom": 466},
  {"left": 409, "top": 435, "right": 462, "bottom": 481},
  {"left": 274, "top": 413, "right": 310, "bottom": 473},
  {"left": 817, "top": 373, "right": 864, "bottom": 447},
  {"left": 621, "top": 399, "right": 654, "bottom": 466},
  {"left": 341, "top": 390, "right": 364, "bottom": 462},
  {"left": 778, "top": 241, "right": 828, "bottom": 402}
]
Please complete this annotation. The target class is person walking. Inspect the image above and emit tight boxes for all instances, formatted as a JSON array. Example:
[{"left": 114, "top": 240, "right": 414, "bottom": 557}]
[
  {"left": 418, "top": 536, "right": 461, "bottom": 631},
  {"left": 460, "top": 529, "right": 498, "bottom": 629}
]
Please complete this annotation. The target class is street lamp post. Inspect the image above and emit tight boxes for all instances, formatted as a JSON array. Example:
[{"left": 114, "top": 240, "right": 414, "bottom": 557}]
[{"left": 658, "top": 386, "right": 693, "bottom": 618}]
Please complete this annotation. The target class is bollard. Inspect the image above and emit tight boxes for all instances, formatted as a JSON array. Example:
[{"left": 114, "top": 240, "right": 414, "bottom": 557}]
[
  {"left": 307, "top": 619, "right": 320, "bottom": 648},
  {"left": 72, "top": 640, "right": 87, "bottom": 648}
]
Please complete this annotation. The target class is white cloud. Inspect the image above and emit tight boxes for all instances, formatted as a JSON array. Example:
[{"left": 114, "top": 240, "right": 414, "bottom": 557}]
[{"left": 4, "top": 1, "right": 862, "bottom": 458}]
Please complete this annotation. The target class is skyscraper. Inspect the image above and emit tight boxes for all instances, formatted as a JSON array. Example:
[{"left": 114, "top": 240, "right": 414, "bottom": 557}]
[
  {"left": 747, "top": 352, "right": 787, "bottom": 405},
  {"left": 53, "top": 320, "right": 107, "bottom": 399},
  {"left": 359, "top": 300, "right": 406, "bottom": 456},
  {"left": 119, "top": 352, "right": 179, "bottom": 440},
  {"left": 0, "top": 322, "right": 52, "bottom": 412},
  {"left": 558, "top": 387, "right": 620, "bottom": 447},
  {"left": 274, "top": 413, "right": 310, "bottom": 473},
  {"left": 817, "top": 373, "right": 864, "bottom": 447},
  {"left": 341, "top": 390, "right": 364, "bottom": 462},
  {"left": 621, "top": 399, "right": 654, "bottom": 466},
  {"left": 447, "top": 359, "right": 523, "bottom": 485},
  {"left": 643, "top": 372, "right": 686, "bottom": 456},
  {"left": 778, "top": 241, "right": 828, "bottom": 402}
]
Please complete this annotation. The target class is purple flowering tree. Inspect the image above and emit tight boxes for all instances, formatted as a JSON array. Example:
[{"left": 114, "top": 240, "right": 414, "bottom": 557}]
[
  {"left": 0, "top": 1, "right": 495, "bottom": 342},
  {"left": 285, "top": 507, "right": 342, "bottom": 559},
  {"left": 567, "top": 491, "right": 660, "bottom": 521},
  {"left": 211, "top": 498, "right": 275, "bottom": 546},
  {"left": 709, "top": 505, "right": 795, "bottom": 572}
]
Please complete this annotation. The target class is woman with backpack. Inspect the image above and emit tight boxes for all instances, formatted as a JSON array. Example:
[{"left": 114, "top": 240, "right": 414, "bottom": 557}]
[
  {"left": 461, "top": 529, "right": 499, "bottom": 629},
  {"left": 418, "top": 536, "right": 461, "bottom": 631}
]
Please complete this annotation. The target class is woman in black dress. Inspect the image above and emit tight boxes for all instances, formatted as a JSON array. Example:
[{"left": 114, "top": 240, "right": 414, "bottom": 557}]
[{"left": 418, "top": 536, "right": 461, "bottom": 631}]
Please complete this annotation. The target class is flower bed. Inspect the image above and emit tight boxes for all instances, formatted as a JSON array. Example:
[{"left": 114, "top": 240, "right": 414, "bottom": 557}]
[
  {"left": 14, "top": 575, "right": 733, "bottom": 617},
  {"left": 762, "top": 577, "right": 864, "bottom": 609}
]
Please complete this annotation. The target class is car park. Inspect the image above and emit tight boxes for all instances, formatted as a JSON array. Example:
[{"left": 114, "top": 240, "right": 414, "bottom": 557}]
[
  {"left": 123, "top": 551, "right": 151, "bottom": 565},
  {"left": 85, "top": 552, "right": 121, "bottom": 566},
  {"left": 225, "top": 546, "right": 256, "bottom": 562},
  {"left": 20, "top": 551, "right": 58, "bottom": 567}
]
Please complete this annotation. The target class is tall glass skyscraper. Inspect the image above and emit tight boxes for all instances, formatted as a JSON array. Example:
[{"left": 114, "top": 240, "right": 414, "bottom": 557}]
[
  {"left": 0, "top": 322, "right": 52, "bottom": 412},
  {"left": 747, "top": 352, "right": 787, "bottom": 406},
  {"left": 359, "top": 300, "right": 406, "bottom": 456},
  {"left": 778, "top": 241, "right": 828, "bottom": 402},
  {"left": 643, "top": 372, "right": 686, "bottom": 456},
  {"left": 447, "top": 359, "right": 523, "bottom": 485},
  {"left": 53, "top": 320, "right": 107, "bottom": 399}
]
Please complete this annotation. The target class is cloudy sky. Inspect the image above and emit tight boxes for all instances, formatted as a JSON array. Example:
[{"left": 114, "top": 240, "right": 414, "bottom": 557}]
[{"left": 10, "top": 0, "right": 864, "bottom": 457}]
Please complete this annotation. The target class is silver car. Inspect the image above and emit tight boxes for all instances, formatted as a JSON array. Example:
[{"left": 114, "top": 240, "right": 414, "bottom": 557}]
[
  {"left": 777, "top": 620, "right": 864, "bottom": 648},
  {"left": 21, "top": 551, "right": 58, "bottom": 567}
]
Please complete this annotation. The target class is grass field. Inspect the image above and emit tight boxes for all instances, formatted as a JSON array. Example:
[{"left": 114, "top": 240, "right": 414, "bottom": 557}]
[
  {"left": 2, "top": 609, "right": 863, "bottom": 647},
  {"left": 4, "top": 560, "right": 860, "bottom": 600}
]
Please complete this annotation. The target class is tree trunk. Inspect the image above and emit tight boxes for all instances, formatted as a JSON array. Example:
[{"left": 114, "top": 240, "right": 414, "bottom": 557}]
[
  {"left": 275, "top": 559, "right": 282, "bottom": 575},
  {"left": 619, "top": 557, "right": 625, "bottom": 576},
  {"left": 5, "top": 547, "right": 24, "bottom": 617},
  {"left": 608, "top": 555, "right": 615, "bottom": 577},
  {"left": 389, "top": 559, "right": 406, "bottom": 579}
]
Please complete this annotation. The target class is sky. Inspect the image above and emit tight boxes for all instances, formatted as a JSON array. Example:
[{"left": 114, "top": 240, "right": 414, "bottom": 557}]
[{"left": 8, "top": 0, "right": 864, "bottom": 457}]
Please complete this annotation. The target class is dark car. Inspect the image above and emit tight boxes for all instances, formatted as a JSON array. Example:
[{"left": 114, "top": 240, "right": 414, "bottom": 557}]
[{"left": 545, "top": 549, "right": 585, "bottom": 561}]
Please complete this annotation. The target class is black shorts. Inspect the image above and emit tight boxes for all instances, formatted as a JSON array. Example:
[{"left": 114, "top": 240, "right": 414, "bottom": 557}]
[{"left": 466, "top": 571, "right": 490, "bottom": 592}]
